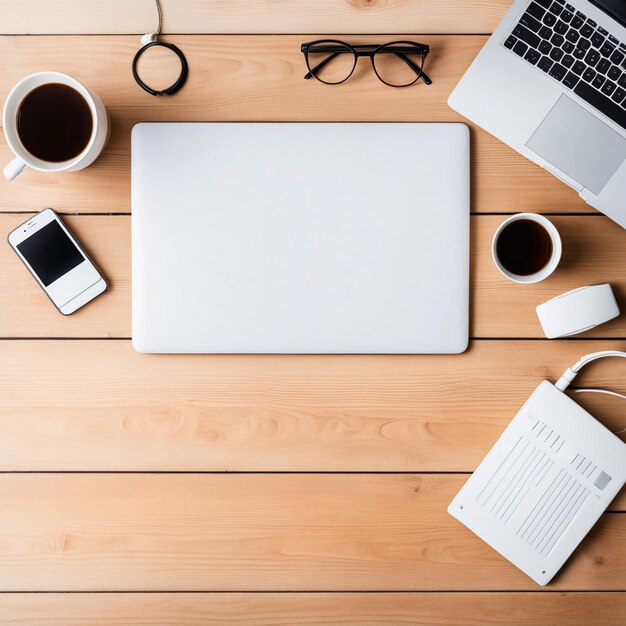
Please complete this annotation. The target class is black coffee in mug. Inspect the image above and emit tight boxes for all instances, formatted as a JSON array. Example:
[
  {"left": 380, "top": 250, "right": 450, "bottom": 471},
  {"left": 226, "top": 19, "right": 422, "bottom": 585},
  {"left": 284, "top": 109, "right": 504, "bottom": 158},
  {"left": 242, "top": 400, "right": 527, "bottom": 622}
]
[
  {"left": 17, "top": 83, "right": 93, "bottom": 162},
  {"left": 496, "top": 218, "right": 554, "bottom": 276}
]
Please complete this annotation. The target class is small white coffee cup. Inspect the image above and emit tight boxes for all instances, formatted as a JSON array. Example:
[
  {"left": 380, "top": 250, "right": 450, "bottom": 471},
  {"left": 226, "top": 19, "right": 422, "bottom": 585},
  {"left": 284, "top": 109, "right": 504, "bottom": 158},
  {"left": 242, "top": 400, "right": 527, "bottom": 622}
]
[
  {"left": 492, "top": 213, "right": 562, "bottom": 284},
  {"left": 3, "top": 71, "right": 109, "bottom": 181}
]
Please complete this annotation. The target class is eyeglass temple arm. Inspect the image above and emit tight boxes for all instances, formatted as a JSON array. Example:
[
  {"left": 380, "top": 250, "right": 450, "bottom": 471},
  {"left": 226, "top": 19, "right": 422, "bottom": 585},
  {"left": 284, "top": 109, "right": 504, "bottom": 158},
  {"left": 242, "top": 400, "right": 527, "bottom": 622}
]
[
  {"left": 395, "top": 52, "right": 432, "bottom": 85},
  {"left": 304, "top": 51, "right": 341, "bottom": 79}
]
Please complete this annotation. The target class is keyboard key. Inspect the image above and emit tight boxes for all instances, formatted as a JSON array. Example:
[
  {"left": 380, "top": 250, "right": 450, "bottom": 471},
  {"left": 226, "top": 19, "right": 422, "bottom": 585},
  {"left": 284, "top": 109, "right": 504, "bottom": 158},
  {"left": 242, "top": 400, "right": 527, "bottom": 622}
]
[
  {"left": 561, "top": 9, "right": 573, "bottom": 22},
  {"left": 525, "top": 48, "right": 541, "bottom": 65},
  {"left": 582, "top": 67, "right": 596, "bottom": 82},
  {"left": 521, "top": 13, "right": 542, "bottom": 32},
  {"left": 585, "top": 48, "right": 600, "bottom": 66},
  {"left": 550, "top": 2, "right": 563, "bottom": 16},
  {"left": 587, "top": 18, "right": 597, "bottom": 28},
  {"left": 551, "top": 33, "right": 565, "bottom": 46},
  {"left": 554, "top": 0, "right": 564, "bottom": 4},
  {"left": 613, "top": 87, "right": 626, "bottom": 103},
  {"left": 573, "top": 46, "right": 586, "bottom": 59},
  {"left": 571, "top": 15, "right": 584, "bottom": 29},
  {"left": 609, "top": 34, "right": 620, "bottom": 44},
  {"left": 543, "top": 12, "right": 557, "bottom": 26},
  {"left": 597, "top": 58, "right": 611, "bottom": 74},
  {"left": 592, "top": 74, "right": 606, "bottom": 88},
  {"left": 600, "top": 41, "right": 615, "bottom": 57},
  {"left": 528, "top": 2, "right": 546, "bottom": 20},
  {"left": 611, "top": 49, "right": 624, "bottom": 64},
  {"left": 563, "top": 41, "right": 574, "bottom": 53},
  {"left": 580, "top": 24, "right": 593, "bottom": 38},
  {"left": 598, "top": 26, "right": 609, "bottom": 36},
  {"left": 566, "top": 28, "right": 579, "bottom": 43},
  {"left": 578, "top": 38, "right": 591, "bottom": 51},
  {"left": 549, "top": 62, "right": 567, "bottom": 80},
  {"left": 565, "top": 2, "right": 574, "bottom": 10},
  {"left": 572, "top": 60, "right": 585, "bottom": 75},
  {"left": 538, "top": 56, "right": 554, "bottom": 72},
  {"left": 619, "top": 73, "right": 626, "bottom": 88},
  {"left": 539, "top": 25, "right": 552, "bottom": 39},
  {"left": 504, "top": 35, "right": 517, "bottom": 49},
  {"left": 550, "top": 47, "right": 564, "bottom": 61},
  {"left": 513, "top": 24, "right": 541, "bottom": 48},
  {"left": 601, "top": 80, "right": 616, "bottom": 96},
  {"left": 562, "top": 54, "right": 574, "bottom": 68},
  {"left": 608, "top": 65, "right": 622, "bottom": 82},
  {"left": 536, "top": 0, "right": 552, "bottom": 6},
  {"left": 513, "top": 40, "right": 529, "bottom": 57},
  {"left": 591, "top": 32, "right": 605, "bottom": 48},
  {"left": 555, "top": 19, "right": 568, "bottom": 34},
  {"left": 562, "top": 71, "right": 579, "bottom": 88},
  {"left": 539, "top": 40, "right": 552, "bottom": 54}
]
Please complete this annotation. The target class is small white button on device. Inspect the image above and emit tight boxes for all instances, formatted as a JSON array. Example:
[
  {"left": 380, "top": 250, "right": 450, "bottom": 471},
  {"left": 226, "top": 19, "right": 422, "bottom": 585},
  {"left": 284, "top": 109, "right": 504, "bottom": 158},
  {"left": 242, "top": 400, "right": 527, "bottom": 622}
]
[{"left": 536, "top": 284, "right": 620, "bottom": 339}]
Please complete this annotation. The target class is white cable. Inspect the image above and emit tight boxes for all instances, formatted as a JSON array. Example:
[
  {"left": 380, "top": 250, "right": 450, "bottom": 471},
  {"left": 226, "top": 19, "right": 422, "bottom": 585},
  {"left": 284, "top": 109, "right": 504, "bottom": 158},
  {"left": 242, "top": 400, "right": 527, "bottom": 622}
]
[
  {"left": 572, "top": 387, "right": 626, "bottom": 401},
  {"left": 570, "top": 389, "right": 626, "bottom": 435},
  {"left": 155, "top": 0, "right": 162, "bottom": 36},
  {"left": 554, "top": 350, "right": 626, "bottom": 392},
  {"left": 556, "top": 354, "right": 626, "bottom": 435},
  {"left": 140, "top": 0, "right": 162, "bottom": 45}
]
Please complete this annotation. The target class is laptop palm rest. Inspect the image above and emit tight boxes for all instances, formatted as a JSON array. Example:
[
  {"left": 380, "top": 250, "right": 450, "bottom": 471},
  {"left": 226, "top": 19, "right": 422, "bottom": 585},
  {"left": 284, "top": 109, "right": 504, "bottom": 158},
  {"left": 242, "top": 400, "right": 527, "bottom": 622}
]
[{"left": 526, "top": 94, "right": 626, "bottom": 195}]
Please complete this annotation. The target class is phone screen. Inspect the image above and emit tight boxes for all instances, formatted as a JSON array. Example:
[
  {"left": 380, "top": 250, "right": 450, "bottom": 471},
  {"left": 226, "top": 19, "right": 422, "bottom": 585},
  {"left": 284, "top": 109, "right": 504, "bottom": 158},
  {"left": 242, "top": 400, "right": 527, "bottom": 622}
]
[{"left": 17, "top": 220, "right": 85, "bottom": 286}]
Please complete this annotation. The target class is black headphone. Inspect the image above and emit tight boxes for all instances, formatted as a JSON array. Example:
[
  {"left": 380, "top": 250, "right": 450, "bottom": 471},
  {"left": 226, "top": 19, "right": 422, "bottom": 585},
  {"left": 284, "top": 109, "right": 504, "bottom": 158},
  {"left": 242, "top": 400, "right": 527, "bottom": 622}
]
[{"left": 132, "top": 1, "right": 188, "bottom": 96}]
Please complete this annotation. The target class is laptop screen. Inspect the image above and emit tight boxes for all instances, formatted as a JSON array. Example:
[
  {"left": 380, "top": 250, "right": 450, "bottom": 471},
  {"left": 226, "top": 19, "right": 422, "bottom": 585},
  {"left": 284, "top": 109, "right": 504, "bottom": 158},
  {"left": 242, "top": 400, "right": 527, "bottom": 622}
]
[{"left": 589, "top": 0, "right": 626, "bottom": 28}]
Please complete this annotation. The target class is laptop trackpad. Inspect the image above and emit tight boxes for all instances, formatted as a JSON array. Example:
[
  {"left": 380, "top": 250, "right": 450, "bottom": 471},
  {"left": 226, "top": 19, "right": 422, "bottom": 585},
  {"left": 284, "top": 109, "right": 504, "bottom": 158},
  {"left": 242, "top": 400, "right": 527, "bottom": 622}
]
[{"left": 526, "top": 94, "right": 626, "bottom": 194}]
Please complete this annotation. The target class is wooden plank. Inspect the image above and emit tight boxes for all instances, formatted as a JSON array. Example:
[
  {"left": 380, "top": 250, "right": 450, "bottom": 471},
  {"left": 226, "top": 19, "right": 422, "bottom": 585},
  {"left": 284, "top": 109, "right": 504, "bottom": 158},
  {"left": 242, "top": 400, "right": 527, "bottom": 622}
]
[
  {"left": 1, "top": 339, "right": 624, "bottom": 472},
  {"left": 0, "top": 474, "right": 624, "bottom": 591},
  {"left": 2, "top": 214, "right": 625, "bottom": 339},
  {"left": 0, "top": 35, "right": 590, "bottom": 214},
  {"left": 1, "top": 592, "right": 625, "bottom": 626},
  {"left": 1, "top": 1, "right": 511, "bottom": 35}
]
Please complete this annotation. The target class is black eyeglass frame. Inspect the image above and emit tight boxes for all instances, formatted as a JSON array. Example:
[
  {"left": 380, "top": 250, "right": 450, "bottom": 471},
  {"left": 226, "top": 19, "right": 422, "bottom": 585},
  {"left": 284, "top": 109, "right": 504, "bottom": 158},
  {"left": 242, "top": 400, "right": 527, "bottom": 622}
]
[{"left": 301, "top": 39, "right": 433, "bottom": 87}]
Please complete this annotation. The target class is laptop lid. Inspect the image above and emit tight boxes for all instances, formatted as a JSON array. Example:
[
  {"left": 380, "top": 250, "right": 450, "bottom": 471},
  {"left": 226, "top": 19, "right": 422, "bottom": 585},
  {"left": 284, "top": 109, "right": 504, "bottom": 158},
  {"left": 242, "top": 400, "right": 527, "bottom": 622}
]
[{"left": 131, "top": 122, "right": 470, "bottom": 354}]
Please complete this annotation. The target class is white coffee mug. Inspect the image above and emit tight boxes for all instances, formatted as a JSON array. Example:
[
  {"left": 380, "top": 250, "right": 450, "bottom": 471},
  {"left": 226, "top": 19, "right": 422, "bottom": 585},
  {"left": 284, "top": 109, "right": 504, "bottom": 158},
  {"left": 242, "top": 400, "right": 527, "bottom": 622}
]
[
  {"left": 3, "top": 72, "right": 109, "bottom": 181},
  {"left": 492, "top": 213, "right": 562, "bottom": 284}
]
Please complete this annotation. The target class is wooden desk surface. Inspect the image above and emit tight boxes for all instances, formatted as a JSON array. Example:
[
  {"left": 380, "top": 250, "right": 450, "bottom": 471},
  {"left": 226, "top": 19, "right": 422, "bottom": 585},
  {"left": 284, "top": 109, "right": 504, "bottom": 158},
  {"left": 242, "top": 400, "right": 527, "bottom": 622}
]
[{"left": 1, "top": 2, "right": 625, "bottom": 624}]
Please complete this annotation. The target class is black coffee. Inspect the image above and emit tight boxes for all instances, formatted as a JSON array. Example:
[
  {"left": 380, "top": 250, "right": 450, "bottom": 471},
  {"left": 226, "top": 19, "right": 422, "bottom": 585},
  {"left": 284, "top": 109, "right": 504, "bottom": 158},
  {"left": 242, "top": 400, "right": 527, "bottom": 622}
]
[
  {"left": 17, "top": 83, "right": 93, "bottom": 162},
  {"left": 496, "top": 219, "right": 553, "bottom": 276}
]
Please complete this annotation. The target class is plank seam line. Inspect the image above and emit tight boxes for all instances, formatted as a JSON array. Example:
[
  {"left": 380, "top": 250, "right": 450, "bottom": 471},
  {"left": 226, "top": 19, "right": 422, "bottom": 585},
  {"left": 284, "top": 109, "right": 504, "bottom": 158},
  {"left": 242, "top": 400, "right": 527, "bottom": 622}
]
[
  {"left": 0, "top": 212, "right": 605, "bottom": 217},
  {"left": 0, "top": 470, "right": 471, "bottom": 475},
  {"left": 0, "top": 33, "right": 495, "bottom": 37},
  {"left": 2, "top": 337, "right": 626, "bottom": 341},
  {"left": 1, "top": 589, "right": 625, "bottom": 594}
]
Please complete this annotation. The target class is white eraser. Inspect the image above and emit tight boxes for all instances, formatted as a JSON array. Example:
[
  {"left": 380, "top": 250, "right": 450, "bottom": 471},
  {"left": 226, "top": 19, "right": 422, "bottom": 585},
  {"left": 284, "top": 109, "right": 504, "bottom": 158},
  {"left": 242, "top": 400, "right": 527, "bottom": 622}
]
[{"left": 536, "top": 284, "right": 620, "bottom": 339}]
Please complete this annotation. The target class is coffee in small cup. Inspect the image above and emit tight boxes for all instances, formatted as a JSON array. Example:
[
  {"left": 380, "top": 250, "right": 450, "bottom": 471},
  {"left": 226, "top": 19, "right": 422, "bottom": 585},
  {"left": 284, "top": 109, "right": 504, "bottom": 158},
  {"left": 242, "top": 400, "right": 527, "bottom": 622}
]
[
  {"left": 17, "top": 83, "right": 93, "bottom": 162},
  {"left": 492, "top": 213, "right": 562, "bottom": 284},
  {"left": 3, "top": 71, "right": 109, "bottom": 182}
]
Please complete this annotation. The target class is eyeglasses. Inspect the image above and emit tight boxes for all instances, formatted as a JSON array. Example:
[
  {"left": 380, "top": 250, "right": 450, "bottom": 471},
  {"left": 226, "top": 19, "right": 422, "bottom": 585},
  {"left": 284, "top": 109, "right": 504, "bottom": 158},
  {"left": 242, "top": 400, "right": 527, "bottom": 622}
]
[{"left": 301, "top": 39, "right": 432, "bottom": 88}]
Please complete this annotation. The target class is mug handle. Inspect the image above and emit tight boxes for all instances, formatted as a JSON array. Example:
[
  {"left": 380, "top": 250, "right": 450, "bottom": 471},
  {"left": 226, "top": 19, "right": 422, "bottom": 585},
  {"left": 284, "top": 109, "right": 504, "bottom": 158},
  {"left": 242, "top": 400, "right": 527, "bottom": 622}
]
[{"left": 3, "top": 157, "right": 26, "bottom": 181}]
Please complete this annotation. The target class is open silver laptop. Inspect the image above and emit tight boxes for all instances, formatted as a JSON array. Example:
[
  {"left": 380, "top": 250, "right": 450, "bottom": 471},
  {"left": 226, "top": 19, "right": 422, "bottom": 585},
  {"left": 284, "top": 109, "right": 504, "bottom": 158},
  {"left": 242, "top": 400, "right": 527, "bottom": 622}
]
[{"left": 449, "top": 0, "right": 626, "bottom": 229}]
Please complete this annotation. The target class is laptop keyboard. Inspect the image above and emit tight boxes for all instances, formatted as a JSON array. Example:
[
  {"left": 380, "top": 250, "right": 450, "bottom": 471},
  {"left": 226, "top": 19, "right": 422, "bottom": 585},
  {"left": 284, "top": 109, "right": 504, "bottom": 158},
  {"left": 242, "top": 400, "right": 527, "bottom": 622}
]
[{"left": 503, "top": 0, "right": 626, "bottom": 130}]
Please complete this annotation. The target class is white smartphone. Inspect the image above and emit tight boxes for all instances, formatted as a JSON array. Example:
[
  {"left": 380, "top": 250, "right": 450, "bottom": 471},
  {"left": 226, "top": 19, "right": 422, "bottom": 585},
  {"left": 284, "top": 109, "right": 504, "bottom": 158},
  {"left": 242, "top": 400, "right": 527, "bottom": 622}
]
[{"left": 8, "top": 208, "right": 107, "bottom": 315}]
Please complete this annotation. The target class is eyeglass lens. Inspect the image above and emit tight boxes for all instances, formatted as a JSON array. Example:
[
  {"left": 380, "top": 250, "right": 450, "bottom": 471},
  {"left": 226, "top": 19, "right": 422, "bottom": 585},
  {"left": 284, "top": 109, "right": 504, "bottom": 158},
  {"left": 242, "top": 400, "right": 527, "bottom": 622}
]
[
  {"left": 372, "top": 43, "right": 424, "bottom": 87},
  {"left": 306, "top": 41, "right": 357, "bottom": 84}
]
